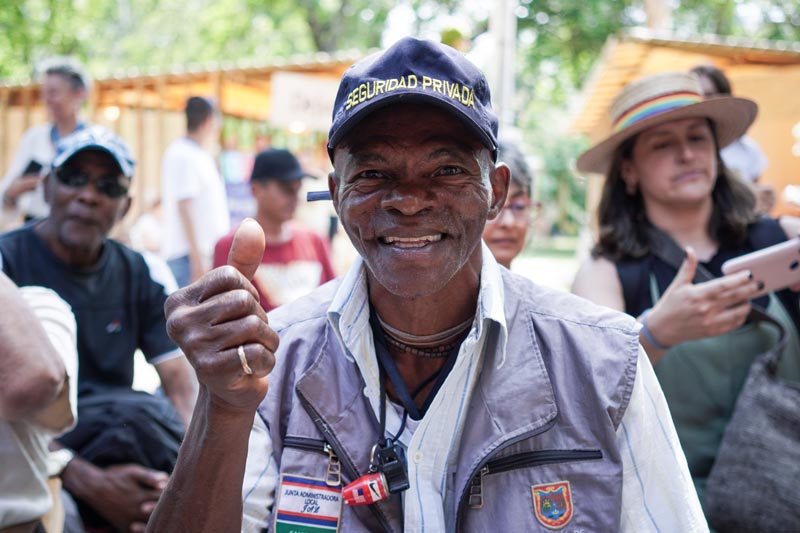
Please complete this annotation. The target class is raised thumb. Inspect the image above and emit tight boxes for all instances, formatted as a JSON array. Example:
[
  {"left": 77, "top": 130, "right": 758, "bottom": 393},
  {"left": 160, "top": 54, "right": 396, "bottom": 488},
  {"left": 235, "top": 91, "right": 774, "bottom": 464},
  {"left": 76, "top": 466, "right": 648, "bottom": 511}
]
[
  {"left": 675, "top": 245, "right": 698, "bottom": 285},
  {"left": 227, "top": 218, "right": 265, "bottom": 281}
]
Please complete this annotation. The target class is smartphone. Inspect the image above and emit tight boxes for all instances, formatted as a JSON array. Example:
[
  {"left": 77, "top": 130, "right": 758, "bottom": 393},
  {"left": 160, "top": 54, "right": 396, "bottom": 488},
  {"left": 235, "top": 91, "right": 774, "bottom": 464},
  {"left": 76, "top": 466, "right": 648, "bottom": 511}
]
[
  {"left": 22, "top": 160, "right": 43, "bottom": 175},
  {"left": 721, "top": 237, "right": 800, "bottom": 297}
]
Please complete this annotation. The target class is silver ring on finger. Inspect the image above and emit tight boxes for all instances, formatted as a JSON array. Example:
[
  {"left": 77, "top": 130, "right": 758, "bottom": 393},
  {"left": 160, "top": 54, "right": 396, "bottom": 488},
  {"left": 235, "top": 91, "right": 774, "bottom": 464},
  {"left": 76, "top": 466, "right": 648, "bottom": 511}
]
[{"left": 238, "top": 344, "right": 254, "bottom": 375}]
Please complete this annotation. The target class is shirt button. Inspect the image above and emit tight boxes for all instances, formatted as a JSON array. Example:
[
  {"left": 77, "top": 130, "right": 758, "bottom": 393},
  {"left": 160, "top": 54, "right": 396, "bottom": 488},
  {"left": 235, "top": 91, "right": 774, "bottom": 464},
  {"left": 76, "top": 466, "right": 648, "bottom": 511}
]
[
  {"left": 363, "top": 387, "right": 369, "bottom": 396},
  {"left": 414, "top": 451, "right": 424, "bottom": 463}
]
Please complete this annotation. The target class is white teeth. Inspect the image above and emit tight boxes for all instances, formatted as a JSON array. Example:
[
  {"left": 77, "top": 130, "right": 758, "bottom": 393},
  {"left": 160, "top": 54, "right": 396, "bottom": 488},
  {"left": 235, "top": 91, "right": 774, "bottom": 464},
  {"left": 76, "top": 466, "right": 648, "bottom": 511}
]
[{"left": 382, "top": 234, "right": 442, "bottom": 248}]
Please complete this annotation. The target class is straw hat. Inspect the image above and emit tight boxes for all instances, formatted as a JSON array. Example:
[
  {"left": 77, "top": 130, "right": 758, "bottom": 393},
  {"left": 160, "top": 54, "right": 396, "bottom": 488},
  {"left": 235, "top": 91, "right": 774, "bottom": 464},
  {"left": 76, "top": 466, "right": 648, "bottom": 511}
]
[{"left": 576, "top": 72, "right": 757, "bottom": 175}]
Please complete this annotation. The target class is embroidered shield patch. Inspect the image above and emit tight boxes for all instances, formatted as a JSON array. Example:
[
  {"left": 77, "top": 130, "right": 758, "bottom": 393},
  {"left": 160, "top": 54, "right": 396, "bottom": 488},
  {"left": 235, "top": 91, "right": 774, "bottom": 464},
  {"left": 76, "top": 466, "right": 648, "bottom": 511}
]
[
  {"left": 531, "top": 481, "right": 573, "bottom": 529},
  {"left": 274, "top": 474, "right": 342, "bottom": 533}
]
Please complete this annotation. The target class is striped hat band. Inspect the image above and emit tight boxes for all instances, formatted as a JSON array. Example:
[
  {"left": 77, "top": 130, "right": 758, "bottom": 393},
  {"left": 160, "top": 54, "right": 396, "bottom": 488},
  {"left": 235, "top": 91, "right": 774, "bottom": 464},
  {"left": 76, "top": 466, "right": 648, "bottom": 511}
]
[{"left": 613, "top": 91, "right": 703, "bottom": 131}]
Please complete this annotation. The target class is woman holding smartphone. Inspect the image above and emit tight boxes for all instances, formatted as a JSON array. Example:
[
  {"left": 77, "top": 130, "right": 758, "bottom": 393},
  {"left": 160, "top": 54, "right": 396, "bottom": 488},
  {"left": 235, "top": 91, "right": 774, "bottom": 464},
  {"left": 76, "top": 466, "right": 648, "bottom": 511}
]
[{"left": 571, "top": 72, "right": 800, "bottom": 509}]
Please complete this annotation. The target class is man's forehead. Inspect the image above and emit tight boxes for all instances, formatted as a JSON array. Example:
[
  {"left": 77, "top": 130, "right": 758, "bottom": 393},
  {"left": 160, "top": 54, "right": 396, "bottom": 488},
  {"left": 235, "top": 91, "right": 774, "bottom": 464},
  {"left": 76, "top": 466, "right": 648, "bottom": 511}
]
[{"left": 344, "top": 134, "right": 481, "bottom": 159}]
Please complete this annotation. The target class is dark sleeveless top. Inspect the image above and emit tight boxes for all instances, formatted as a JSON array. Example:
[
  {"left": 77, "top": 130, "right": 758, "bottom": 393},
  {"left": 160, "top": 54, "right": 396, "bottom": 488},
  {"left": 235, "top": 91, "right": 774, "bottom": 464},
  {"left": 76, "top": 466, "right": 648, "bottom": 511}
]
[{"left": 616, "top": 217, "right": 800, "bottom": 333}]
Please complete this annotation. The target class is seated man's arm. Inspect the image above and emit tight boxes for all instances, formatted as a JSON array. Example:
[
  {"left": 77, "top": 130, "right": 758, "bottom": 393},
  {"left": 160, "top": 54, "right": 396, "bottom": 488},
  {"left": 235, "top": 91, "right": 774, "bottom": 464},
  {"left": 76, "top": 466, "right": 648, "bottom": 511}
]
[
  {"left": 21, "top": 286, "right": 78, "bottom": 433},
  {"left": 617, "top": 347, "right": 709, "bottom": 532},
  {"left": 0, "top": 272, "right": 71, "bottom": 428},
  {"left": 154, "top": 353, "right": 197, "bottom": 426}
]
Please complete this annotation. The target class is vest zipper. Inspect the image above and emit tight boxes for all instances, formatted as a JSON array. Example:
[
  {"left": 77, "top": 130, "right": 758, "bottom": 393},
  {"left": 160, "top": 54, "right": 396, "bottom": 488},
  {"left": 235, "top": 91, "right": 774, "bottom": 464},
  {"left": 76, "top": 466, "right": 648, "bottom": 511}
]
[
  {"left": 297, "top": 393, "right": 396, "bottom": 532},
  {"left": 283, "top": 436, "right": 342, "bottom": 487},
  {"left": 455, "top": 419, "right": 556, "bottom": 530},
  {"left": 466, "top": 449, "right": 603, "bottom": 509}
]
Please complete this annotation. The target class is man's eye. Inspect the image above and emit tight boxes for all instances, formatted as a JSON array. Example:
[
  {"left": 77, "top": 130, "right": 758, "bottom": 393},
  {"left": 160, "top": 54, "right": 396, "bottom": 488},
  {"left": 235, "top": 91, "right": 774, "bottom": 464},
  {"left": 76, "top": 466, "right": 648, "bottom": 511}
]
[
  {"left": 436, "top": 166, "right": 462, "bottom": 176},
  {"left": 358, "top": 170, "right": 385, "bottom": 180}
]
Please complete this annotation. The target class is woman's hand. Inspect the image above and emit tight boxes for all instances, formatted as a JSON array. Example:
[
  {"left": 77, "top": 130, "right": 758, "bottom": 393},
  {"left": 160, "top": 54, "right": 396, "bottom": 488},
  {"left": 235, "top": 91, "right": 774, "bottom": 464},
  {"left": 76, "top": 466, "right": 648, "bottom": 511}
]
[{"left": 645, "top": 247, "right": 760, "bottom": 349}]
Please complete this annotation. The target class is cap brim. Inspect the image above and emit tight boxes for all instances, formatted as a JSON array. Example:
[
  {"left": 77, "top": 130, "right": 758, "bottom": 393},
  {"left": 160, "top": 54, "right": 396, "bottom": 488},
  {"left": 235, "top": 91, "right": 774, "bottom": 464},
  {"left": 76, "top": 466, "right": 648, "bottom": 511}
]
[
  {"left": 55, "top": 144, "right": 134, "bottom": 178},
  {"left": 327, "top": 91, "right": 497, "bottom": 158},
  {"left": 576, "top": 96, "right": 757, "bottom": 175},
  {"left": 280, "top": 168, "right": 315, "bottom": 181}
]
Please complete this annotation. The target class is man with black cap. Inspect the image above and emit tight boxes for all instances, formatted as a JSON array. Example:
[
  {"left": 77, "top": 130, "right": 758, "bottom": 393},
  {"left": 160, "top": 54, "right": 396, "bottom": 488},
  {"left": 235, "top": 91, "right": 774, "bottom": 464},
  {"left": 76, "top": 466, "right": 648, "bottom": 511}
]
[
  {"left": 0, "top": 126, "right": 196, "bottom": 532},
  {"left": 151, "top": 38, "right": 706, "bottom": 531},
  {"left": 213, "top": 148, "right": 335, "bottom": 311}
]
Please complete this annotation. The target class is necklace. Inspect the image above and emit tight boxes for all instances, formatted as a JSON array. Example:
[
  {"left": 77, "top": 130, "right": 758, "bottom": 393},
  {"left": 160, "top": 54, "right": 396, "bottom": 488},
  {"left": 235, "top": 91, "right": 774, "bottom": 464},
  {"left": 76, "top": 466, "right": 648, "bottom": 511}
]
[{"left": 376, "top": 314, "right": 474, "bottom": 358}]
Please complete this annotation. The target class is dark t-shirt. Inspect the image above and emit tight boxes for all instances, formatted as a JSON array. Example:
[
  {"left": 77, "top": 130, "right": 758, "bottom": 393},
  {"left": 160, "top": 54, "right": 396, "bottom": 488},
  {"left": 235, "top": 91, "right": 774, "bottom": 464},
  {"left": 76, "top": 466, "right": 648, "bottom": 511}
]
[
  {"left": 616, "top": 217, "right": 800, "bottom": 331},
  {"left": 0, "top": 225, "right": 177, "bottom": 396}
]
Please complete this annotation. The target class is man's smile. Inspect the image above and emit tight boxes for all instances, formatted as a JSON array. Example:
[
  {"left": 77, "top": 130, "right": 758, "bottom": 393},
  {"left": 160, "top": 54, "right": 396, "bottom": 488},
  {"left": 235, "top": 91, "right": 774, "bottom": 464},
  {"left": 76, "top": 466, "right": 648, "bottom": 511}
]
[{"left": 379, "top": 234, "right": 444, "bottom": 248}]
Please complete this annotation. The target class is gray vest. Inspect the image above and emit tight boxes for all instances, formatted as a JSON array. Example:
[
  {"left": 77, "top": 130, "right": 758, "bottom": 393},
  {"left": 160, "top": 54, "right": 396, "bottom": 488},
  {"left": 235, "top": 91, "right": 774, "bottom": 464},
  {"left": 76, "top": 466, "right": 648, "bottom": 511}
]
[{"left": 259, "top": 269, "right": 640, "bottom": 532}]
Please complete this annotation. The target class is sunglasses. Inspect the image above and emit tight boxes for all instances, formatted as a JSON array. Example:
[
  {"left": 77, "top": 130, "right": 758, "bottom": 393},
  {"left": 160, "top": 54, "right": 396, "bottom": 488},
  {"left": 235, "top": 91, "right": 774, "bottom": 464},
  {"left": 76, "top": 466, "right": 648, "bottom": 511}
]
[{"left": 55, "top": 166, "right": 129, "bottom": 198}]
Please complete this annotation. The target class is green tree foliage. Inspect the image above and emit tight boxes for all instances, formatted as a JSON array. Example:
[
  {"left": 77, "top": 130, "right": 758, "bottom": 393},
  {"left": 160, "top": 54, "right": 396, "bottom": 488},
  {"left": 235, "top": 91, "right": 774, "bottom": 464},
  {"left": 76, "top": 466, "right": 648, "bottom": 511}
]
[
  {"left": 509, "top": 0, "right": 800, "bottom": 235},
  {"left": 2, "top": 0, "right": 799, "bottom": 237}
]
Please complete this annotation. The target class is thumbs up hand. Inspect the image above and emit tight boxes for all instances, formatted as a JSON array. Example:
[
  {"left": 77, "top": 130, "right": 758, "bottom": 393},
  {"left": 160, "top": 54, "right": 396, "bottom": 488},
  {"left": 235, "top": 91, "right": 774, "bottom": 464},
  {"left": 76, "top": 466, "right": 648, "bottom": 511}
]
[
  {"left": 643, "top": 246, "right": 759, "bottom": 353},
  {"left": 165, "top": 219, "right": 278, "bottom": 413}
]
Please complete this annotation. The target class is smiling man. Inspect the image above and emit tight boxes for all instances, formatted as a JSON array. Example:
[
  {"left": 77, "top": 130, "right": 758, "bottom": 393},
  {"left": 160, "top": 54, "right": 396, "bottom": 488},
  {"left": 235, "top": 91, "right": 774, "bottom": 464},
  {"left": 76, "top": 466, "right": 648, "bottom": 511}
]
[
  {"left": 151, "top": 38, "right": 707, "bottom": 532},
  {"left": 0, "top": 127, "right": 196, "bottom": 532}
]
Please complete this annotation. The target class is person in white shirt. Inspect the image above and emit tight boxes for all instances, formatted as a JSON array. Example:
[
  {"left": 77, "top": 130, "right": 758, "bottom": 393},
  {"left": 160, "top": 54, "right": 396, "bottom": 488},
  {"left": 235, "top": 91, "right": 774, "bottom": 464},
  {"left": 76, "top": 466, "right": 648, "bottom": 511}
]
[
  {"left": 0, "top": 272, "right": 78, "bottom": 531},
  {"left": 0, "top": 58, "right": 90, "bottom": 229},
  {"left": 160, "top": 96, "right": 230, "bottom": 287}
]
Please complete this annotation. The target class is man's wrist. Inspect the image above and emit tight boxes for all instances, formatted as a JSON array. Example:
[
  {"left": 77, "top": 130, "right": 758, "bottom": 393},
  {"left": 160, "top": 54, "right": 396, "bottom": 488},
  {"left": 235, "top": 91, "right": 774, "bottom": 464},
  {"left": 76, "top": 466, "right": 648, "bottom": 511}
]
[{"left": 61, "top": 454, "right": 102, "bottom": 501}]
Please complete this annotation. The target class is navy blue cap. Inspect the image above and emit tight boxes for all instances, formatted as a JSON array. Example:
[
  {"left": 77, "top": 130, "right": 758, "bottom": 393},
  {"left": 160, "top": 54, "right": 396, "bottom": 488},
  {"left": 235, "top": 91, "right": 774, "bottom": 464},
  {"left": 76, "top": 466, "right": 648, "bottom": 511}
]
[
  {"left": 326, "top": 37, "right": 498, "bottom": 161},
  {"left": 250, "top": 148, "right": 312, "bottom": 183},
  {"left": 53, "top": 126, "right": 135, "bottom": 178}
]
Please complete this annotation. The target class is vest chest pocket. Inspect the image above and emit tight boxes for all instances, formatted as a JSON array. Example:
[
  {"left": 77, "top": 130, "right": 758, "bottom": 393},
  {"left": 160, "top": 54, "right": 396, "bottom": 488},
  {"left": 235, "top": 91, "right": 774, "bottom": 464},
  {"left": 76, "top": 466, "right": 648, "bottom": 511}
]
[
  {"left": 461, "top": 449, "right": 621, "bottom": 532},
  {"left": 282, "top": 436, "right": 342, "bottom": 487},
  {"left": 274, "top": 437, "right": 344, "bottom": 533}
]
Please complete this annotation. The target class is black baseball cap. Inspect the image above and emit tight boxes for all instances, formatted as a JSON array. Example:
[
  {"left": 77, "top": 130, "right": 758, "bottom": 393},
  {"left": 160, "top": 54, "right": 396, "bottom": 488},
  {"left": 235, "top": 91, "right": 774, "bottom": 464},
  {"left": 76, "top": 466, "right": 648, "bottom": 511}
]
[
  {"left": 249, "top": 148, "right": 312, "bottom": 183},
  {"left": 326, "top": 37, "right": 499, "bottom": 161}
]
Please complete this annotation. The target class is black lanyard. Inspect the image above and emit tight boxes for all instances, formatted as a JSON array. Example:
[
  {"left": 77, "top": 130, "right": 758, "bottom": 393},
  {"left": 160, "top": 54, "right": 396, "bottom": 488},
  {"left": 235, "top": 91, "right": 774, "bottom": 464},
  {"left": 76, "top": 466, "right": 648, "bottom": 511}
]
[{"left": 368, "top": 308, "right": 463, "bottom": 444}]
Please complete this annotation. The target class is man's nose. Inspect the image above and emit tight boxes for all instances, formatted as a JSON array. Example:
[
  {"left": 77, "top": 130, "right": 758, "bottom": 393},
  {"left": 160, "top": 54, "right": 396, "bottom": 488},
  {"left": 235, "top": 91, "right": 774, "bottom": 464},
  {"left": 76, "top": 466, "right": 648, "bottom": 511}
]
[
  {"left": 75, "top": 180, "right": 103, "bottom": 203},
  {"left": 381, "top": 180, "right": 435, "bottom": 215}
]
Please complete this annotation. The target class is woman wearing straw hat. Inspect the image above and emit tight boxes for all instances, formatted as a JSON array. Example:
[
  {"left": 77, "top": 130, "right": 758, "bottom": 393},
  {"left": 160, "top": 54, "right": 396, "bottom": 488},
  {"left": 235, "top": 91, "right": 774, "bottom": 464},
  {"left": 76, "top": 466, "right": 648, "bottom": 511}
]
[{"left": 572, "top": 72, "right": 800, "bottom": 513}]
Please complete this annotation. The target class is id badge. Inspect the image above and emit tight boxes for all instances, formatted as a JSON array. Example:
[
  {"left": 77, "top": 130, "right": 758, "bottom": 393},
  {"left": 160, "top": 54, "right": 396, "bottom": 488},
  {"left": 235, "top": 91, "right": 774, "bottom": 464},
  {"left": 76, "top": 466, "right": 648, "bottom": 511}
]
[{"left": 274, "top": 474, "right": 342, "bottom": 532}]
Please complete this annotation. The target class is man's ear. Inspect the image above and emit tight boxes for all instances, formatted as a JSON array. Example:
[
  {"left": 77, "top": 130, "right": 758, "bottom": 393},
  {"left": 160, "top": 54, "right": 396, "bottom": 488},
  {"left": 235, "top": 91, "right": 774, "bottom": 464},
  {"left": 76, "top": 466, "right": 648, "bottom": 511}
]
[
  {"left": 328, "top": 171, "right": 339, "bottom": 213},
  {"left": 43, "top": 173, "right": 55, "bottom": 205},
  {"left": 487, "top": 162, "right": 510, "bottom": 220},
  {"left": 118, "top": 195, "right": 132, "bottom": 221}
]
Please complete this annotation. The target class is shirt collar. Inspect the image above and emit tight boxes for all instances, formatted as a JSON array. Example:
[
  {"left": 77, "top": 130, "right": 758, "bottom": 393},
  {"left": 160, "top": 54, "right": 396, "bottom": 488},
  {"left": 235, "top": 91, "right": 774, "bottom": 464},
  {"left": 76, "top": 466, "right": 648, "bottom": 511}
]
[{"left": 327, "top": 242, "right": 508, "bottom": 366}]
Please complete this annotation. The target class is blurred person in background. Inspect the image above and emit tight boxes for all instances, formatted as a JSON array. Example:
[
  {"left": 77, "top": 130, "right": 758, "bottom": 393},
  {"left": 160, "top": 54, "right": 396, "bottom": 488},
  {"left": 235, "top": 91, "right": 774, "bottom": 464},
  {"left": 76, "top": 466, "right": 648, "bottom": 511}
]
[
  {"left": 691, "top": 64, "right": 775, "bottom": 214},
  {"left": 0, "top": 58, "right": 91, "bottom": 229},
  {"left": 0, "top": 127, "right": 195, "bottom": 532},
  {"left": 482, "top": 141, "right": 536, "bottom": 268},
  {"left": 213, "top": 148, "right": 335, "bottom": 311},
  {"left": 0, "top": 273, "right": 77, "bottom": 533},
  {"left": 160, "top": 96, "right": 230, "bottom": 287}
]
